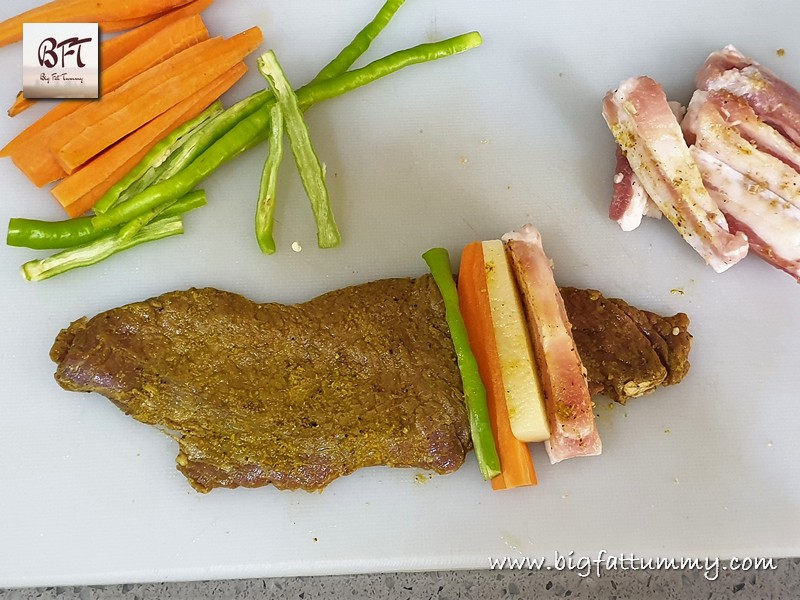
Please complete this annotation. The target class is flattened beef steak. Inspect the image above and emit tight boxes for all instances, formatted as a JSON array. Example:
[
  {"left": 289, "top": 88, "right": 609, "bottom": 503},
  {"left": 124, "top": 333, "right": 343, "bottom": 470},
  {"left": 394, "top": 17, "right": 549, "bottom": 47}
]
[
  {"left": 560, "top": 287, "right": 691, "bottom": 403},
  {"left": 50, "top": 277, "right": 691, "bottom": 492},
  {"left": 51, "top": 276, "right": 471, "bottom": 492}
]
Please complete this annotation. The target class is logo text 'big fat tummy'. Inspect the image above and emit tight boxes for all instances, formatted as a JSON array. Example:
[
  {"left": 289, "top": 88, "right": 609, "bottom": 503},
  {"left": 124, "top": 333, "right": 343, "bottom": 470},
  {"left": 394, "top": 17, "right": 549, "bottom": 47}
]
[{"left": 22, "top": 22, "right": 98, "bottom": 99}]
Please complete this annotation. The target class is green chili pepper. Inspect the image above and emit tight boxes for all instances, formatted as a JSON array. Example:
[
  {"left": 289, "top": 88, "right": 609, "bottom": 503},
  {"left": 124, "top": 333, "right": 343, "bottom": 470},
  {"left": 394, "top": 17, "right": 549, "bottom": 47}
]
[
  {"left": 21, "top": 217, "right": 185, "bottom": 282},
  {"left": 422, "top": 247, "right": 501, "bottom": 481},
  {"left": 255, "top": 103, "right": 284, "bottom": 254},
  {"left": 295, "top": 32, "right": 482, "bottom": 110},
  {"left": 7, "top": 215, "right": 97, "bottom": 250},
  {"left": 251, "top": 0, "right": 406, "bottom": 252},
  {"left": 19, "top": 192, "right": 206, "bottom": 280},
  {"left": 117, "top": 198, "right": 179, "bottom": 241},
  {"left": 153, "top": 189, "right": 207, "bottom": 219},
  {"left": 7, "top": 190, "right": 206, "bottom": 250},
  {"left": 310, "top": 0, "right": 406, "bottom": 84},
  {"left": 259, "top": 50, "right": 341, "bottom": 249},
  {"left": 144, "top": 89, "right": 275, "bottom": 194},
  {"left": 90, "top": 106, "right": 272, "bottom": 231},
  {"left": 91, "top": 32, "right": 482, "bottom": 232},
  {"left": 93, "top": 102, "right": 223, "bottom": 215}
]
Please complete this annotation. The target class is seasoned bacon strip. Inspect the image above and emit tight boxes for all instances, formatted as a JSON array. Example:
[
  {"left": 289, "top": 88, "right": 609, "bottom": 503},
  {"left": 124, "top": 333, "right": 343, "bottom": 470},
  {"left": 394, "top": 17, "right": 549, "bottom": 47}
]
[
  {"left": 696, "top": 44, "right": 753, "bottom": 84},
  {"left": 502, "top": 224, "right": 601, "bottom": 464},
  {"left": 683, "top": 90, "right": 800, "bottom": 210},
  {"left": 694, "top": 90, "right": 800, "bottom": 173},
  {"left": 692, "top": 148, "right": 800, "bottom": 282},
  {"left": 697, "top": 45, "right": 800, "bottom": 148},
  {"left": 609, "top": 100, "right": 685, "bottom": 231},
  {"left": 602, "top": 76, "right": 748, "bottom": 272},
  {"left": 610, "top": 147, "right": 661, "bottom": 231}
]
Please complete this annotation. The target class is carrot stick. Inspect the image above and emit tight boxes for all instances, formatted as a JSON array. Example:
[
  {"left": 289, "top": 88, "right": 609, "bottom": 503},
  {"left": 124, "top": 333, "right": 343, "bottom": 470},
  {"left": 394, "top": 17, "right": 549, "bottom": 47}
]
[
  {"left": 52, "top": 26, "right": 262, "bottom": 174},
  {"left": 8, "top": 5, "right": 213, "bottom": 117},
  {"left": 105, "top": 14, "right": 210, "bottom": 88},
  {"left": 6, "top": 93, "right": 30, "bottom": 119},
  {"left": 100, "top": 0, "right": 214, "bottom": 68},
  {"left": 98, "top": 13, "right": 167, "bottom": 33},
  {"left": 458, "top": 242, "right": 537, "bottom": 490},
  {"left": 94, "top": 0, "right": 197, "bottom": 19},
  {"left": 8, "top": 139, "right": 66, "bottom": 188},
  {"left": 6, "top": 92, "right": 29, "bottom": 118},
  {"left": 0, "top": 0, "right": 197, "bottom": 47},
  {"left": 54, "top": 62, "right": 248, "bottom": 217},
  {"left": 3, "top": 14, "right": 211, "bottom": 185},
  {"left": 3, "top": 13, "right": 210, "bottom": 151}
]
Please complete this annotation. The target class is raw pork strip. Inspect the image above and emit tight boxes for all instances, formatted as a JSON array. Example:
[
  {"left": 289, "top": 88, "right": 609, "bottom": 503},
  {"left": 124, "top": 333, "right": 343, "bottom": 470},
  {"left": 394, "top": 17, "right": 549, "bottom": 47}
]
[
  {"left": 693, "top": 148, "right": 800, "bottom": 281},
  {"left": 502, "top": 224, "right": 601, "bottom": 464},
  {"left": 683, "top": 90, "right": 800, "bottom": 210},
  {"left": 610, "top": 146, "right": 661, "bottom": 231},
  {"left": 609, "top": 102, "right": 684, "bottom": 230},
  {"left": 603, "top": 76, "right": 748, "bottom": 272},
  {"left": 697, "top": 45, "right": 800, "bottom": 148}
]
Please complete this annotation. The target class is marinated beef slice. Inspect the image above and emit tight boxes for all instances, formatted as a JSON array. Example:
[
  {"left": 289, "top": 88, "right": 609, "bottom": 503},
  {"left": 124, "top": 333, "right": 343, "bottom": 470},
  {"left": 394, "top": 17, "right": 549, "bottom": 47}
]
[
  {"left": 560, "top": 287, "right": 691, "bottom": 403},
  {"left": 50, "top": 278, "right": 691, "bottom": 492},
  {"left": 51, "top": 276, "right": 471, "bottom": 492}
]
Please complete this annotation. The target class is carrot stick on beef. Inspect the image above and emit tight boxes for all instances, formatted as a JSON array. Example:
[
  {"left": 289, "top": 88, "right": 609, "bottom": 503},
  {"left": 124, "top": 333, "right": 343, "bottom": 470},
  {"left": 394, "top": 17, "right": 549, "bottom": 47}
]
[{"left": 458, "top": 242, "right": 537, "bottom": 489}]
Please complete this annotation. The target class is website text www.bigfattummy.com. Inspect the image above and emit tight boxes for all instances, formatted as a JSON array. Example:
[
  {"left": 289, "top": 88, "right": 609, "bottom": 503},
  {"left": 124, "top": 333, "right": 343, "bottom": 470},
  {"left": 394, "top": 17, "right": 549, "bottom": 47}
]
[{"left": 488, "top": 552, "right": 777, "bottom": 581}]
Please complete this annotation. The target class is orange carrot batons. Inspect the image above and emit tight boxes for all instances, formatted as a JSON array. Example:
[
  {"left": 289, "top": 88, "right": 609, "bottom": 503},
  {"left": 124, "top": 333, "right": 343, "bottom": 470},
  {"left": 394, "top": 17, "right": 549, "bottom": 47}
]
[
  {"left": 3, "top": 14, "right": 214, "bottom": 185},
  {"left": 54, "top": 62, "right": 247, "bottom": 217},
  {"left": 458, "top": 242, "right": 537, "bottom": 490},
  {"left": 0, "top": 0, "right": 198, "bottom": 48},
  {"left": 52, "top": 26, "right": 263, "bottom": 173},
  {"left": 99, "top": 0, "right": 214, "bottom": 67},
  {"left": 7, "top": 0, "right": 215, "bottom": 117}
]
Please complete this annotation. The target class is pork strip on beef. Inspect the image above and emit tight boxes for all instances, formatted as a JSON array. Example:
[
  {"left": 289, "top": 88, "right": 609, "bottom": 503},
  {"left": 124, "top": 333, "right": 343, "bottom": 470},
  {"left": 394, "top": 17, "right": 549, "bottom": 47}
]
[
  {"left": 503, "top": 224, "right": 602, "bottom": 464},
  {"left": 560, "top": 287, "right": 691, "bottom": 403},
  {"left": 51, "top": 276, "right": 472, "bottom": 493}
]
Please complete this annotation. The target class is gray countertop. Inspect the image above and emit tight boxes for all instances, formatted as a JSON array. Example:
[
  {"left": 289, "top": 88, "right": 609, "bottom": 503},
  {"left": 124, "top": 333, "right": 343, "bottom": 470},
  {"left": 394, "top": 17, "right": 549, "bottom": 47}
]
[{"left": 3, "top": 559, "right": 799, "bottom": 599}]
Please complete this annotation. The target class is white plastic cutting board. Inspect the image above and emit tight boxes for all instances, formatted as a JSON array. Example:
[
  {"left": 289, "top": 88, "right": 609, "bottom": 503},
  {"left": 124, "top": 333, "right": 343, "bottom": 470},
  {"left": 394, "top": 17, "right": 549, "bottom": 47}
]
[{"left": 1, "top": 0, "right": 799, "bottom": 588}]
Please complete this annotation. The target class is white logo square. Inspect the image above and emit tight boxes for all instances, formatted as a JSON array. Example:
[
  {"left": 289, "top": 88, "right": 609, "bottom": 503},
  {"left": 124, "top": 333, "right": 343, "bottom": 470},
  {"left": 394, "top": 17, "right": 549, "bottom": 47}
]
[{"left": 22, "top": 22, "right": 99, "bottom": 99}]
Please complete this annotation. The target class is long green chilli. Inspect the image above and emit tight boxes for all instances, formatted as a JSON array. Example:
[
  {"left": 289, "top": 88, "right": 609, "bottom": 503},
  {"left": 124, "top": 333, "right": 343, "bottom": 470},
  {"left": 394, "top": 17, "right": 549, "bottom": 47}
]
[
  {"left": 91, "top": 32, "right": 482, "bottom": 232},
  {"left": 259, "top": 50, "right": 340, "bottom": 249},
  {"left": 251, "top": 0, "right": 407, "bottom": 252},
  {"left": 296, "top": 32, "right": 482, "bottom": 110},
  {"left": 310, "top": 0, "right": 406, "bottom": 84},
  {"left": 255, "top": 103, "right": 284, "bottom": 254},
  {"left": 422, "top": 247, "right": 501, "bottom": 481},
  {"left": 21, "top": 217, "right": 185, "bottom": 282},
  {"left": 138, "top": 89, "right": 275, "bottom": 196},
  {"left": 7, "top": 190, "right": 207, "bottom": 249},
  {"left": 93, "top": 102, "right": 223, "bottom": 214}
]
